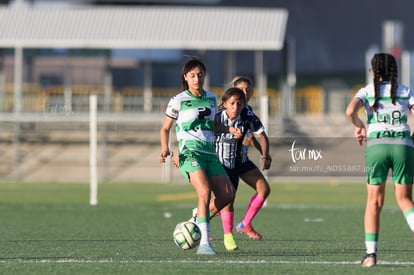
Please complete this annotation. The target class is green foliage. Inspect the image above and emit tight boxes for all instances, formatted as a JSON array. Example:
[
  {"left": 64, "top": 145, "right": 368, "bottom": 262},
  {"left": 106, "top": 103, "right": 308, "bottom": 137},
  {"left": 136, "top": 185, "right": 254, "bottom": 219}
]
[{"left": 0, "top": 182, "right": 412, "bottom": 274}]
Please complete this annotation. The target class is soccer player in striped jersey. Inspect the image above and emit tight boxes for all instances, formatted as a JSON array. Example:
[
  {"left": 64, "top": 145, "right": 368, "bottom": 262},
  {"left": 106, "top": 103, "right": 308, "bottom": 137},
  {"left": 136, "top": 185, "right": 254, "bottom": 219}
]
[
  {"left": 214, "top": 85, "right": 271, "bottom": 251},
  {"left": 346, "top": 53, "right": 414, "bottom": 267},
  {"left": 160, "top": 57, "right": 234, "bottom": 255}
]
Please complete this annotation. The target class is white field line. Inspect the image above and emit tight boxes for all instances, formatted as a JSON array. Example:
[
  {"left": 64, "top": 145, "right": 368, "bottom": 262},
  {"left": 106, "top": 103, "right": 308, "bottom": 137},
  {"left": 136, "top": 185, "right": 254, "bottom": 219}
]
[{"left": 0, "top": 258, "right": 413, "bottom": 266}]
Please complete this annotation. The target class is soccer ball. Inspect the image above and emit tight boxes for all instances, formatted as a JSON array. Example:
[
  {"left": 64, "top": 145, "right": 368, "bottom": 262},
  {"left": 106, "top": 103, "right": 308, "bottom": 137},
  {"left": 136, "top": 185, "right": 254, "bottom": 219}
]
[{"left": 173, "top": 221, "right": 201, "bottom": 250}]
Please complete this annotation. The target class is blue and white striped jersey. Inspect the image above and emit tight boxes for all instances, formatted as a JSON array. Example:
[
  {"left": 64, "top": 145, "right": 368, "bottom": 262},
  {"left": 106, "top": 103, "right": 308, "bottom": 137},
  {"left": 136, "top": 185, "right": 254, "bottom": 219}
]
[{"left": 215, "top": 106, "right": 265, "bottom": 169}]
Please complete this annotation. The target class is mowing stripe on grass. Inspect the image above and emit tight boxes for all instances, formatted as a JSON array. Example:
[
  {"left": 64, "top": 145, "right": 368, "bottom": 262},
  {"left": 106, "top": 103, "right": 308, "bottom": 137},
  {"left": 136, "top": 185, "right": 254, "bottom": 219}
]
[{"left": 0, "top": 259, "right": 413, "bottom": 266}]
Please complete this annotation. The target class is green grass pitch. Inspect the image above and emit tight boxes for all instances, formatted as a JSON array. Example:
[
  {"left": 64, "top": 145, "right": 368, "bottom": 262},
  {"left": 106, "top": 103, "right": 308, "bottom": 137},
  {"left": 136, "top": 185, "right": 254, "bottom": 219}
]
[{"left": 0, "top": 181, "right": 413, "bottom": 274}]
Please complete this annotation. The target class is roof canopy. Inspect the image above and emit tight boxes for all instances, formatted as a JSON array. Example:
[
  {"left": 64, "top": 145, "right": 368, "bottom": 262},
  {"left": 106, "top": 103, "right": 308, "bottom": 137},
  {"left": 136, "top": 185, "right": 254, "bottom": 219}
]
[{"left": 0, "top": 6, "right": 288, "bottom": 50}]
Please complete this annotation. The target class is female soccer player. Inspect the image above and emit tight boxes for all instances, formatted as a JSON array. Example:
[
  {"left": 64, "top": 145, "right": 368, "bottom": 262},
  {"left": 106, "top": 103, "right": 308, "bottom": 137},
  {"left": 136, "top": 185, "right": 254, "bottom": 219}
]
[
  {"left": 159, "top": 57, "right": 234, "bottom": 255},
  {"left": 346, "top": 53, "right": 414, "bottom": 267},
  {"left": 215, "top": 85, "right": 271, "bottom": 251},
  {"left": 231, "top": 76, "right": 272, "bottom": 171}
]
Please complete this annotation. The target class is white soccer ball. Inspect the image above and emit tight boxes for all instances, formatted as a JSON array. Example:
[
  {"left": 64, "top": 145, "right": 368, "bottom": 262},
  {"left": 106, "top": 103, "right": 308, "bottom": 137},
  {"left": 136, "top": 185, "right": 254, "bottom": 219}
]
[{"left": 173, "top": 221, "right": 201, "bottom": 250}]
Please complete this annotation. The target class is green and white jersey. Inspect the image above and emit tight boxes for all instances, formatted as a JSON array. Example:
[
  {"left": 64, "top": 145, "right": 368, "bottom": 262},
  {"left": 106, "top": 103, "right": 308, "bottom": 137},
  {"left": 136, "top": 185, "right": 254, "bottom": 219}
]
[
  {"left": 165, "top": 90, "right": 218, "bottom": 155},
  {"left": 354, "top": 82, "right": 414, "bottom": 147}
]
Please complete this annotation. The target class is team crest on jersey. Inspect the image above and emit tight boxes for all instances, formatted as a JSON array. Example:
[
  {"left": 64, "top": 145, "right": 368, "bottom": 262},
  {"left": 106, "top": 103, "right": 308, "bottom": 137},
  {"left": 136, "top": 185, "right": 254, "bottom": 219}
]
[{"left": 191, "top": 159, "right": 199, "bottom": 167}]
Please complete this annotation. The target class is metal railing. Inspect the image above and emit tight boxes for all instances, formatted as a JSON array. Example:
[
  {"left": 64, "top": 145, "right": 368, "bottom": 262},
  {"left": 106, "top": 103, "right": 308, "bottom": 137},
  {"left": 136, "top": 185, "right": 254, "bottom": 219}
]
[{"left": 0, "top": 84, "right": 356, "bottom": 183}]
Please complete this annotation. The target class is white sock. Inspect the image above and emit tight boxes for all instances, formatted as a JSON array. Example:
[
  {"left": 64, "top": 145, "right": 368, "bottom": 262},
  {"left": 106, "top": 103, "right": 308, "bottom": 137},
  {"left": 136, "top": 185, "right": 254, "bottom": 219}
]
[
  {"left": 197, "top": 221, "right": 210, "bottom": 245},
  {"left": 405, "top": 212, "right": 414, "bottom": 231},
  {"left": 365, "top": 241, "right": 377, "bottom": 254}
]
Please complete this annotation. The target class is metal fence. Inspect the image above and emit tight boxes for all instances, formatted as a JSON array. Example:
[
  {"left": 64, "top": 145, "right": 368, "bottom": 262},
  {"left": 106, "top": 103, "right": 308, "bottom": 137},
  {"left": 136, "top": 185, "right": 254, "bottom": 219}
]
[{"left": 0, "top": 81, "right": 357, "bottom": 183}]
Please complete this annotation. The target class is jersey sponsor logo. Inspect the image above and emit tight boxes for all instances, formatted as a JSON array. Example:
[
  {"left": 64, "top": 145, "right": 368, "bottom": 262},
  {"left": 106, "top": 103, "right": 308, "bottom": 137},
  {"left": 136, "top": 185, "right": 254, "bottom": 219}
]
[
  {"left": 370, "top": 130, "right": 411, "bottom": 139},
  {"left": 197, "top": 107, "right": 211, "bottom": 120}
]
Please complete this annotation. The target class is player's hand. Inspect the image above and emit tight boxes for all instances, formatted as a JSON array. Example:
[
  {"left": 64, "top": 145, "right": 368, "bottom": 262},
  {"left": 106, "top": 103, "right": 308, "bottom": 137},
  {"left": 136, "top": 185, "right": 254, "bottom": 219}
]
[
  {"left": 230, "top": 127, "right": 243, "bottom": 139},
  {"left": 172, "top": 154, "right": 179, "bottom": 168},
  {"left": 354, "top": 127, "right": 367, "bottom": 146},
  {"left": 160, "top": 150, "right": 173, "bottom": 163},
  {"left": 261, "top": 155, "right": 272, "bottom": 170}
]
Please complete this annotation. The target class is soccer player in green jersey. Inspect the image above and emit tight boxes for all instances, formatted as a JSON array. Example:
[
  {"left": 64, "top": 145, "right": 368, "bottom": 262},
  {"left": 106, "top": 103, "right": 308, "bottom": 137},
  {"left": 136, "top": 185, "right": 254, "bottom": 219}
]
[
  {"left": 346, "top": 53, "right": 414, "bottom": 267},
  {"left": 160, "top": 57, "right": 234, "bottom": 255}
]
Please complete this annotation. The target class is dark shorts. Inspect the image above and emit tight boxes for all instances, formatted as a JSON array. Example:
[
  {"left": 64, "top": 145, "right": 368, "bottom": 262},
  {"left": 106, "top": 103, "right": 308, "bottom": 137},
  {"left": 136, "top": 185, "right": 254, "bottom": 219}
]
[{"left": 224, "top": 160, "right": 257, "bottom": 190}]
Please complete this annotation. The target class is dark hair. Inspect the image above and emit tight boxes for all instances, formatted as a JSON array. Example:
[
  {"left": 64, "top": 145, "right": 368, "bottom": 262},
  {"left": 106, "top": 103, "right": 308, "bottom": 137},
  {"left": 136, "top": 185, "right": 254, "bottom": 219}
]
[
  {"left": 218, "top": 87, "right": 246, "bottom": 110},
  {"left": 371, "top": 53, "right": 398, "bottom": 112},
  {"left": 180, "top": 56, "right": 206, "bottom": 90}
]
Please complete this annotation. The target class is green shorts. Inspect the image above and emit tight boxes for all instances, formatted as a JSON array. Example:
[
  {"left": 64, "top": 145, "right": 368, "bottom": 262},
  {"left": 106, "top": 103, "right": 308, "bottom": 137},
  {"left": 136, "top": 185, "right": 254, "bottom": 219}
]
[
  {"left": 178, "top": 150, "right": 227, "bottom": 181},
  {"left": 365, "top": 144, "right": 414, "bottom": 184}
]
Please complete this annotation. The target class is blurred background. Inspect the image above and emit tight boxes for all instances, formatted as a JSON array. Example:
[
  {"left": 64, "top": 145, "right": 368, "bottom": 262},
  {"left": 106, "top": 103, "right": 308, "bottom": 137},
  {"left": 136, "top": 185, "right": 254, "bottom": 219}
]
[{"left": 0, "top": 0, "right": 413, "bottom": 183}]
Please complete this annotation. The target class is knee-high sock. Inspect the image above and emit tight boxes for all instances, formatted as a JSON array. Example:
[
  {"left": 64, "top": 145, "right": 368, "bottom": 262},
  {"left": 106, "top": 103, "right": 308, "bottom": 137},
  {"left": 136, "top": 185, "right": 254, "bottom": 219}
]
[
  {"left": 220, "top": 211, "right": 234, "bottom": 234},
  {"left": 241, "top": 194, "right": 265, "bottom": 226}
]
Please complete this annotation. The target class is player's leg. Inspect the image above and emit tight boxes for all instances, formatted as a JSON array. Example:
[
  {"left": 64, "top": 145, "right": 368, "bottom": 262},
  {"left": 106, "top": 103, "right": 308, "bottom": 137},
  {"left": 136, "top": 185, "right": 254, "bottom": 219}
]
[
  {"left": 241, "top": 167, "right": 271, "bottom": 199},
  {"left": 364, "top": 183, "right": 385, "bottom": 247},
  {"left": 179, "top": 151, "right": 216, "bottom": 254},
  {"left": 187, "top": 169, "right": 215, "bottom": 253},
  {"left": 206, "top": 154, "right": 235, "bottom": 215},
  {"left": 217, "top": 168, "right": 239, "bottom": 251},
  {"left": 395, "top": 184, "right": 414, "bottom": 231},
  {"left": 362, "top": 182, "right": 385, "bottom": 267},
  {"left": 391, "top": 144, "right": 414, "bottom": 232},
  {"left": 219, "top": 201, "right": 238, "bottom": 251},
  {"left": 209, "top": 173, "right": 234, "bottom": 213},
  {"left": 236, "top": 164, "right": 270, "bottom": 240},
  {"left": 361, "top": 144, "right": 389, "bottom": 267},
  {"left": 205, "top": 152, "right": 238, "bottom": 250},
  {"left": 208, "top": 173, "right": 238, "bottom": 250}
]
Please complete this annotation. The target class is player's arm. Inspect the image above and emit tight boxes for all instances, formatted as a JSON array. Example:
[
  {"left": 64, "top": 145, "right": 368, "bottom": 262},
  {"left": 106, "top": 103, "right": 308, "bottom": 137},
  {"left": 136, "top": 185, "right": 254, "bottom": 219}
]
[
  {"left": 345, "top": 97, "right": 364, "bottom": 127},
  {"left": 256, "top": 131, "right": 271, "bottom": 170},
  {"left": 345, "top": 97, "right": 366, "bottom": 146},
  {"left": 159, "top": 116, "right": 174, "bottom": 163},
  {"left": 409, "top": 105, "right": 414, "bottom": 143},
  {"left": 251, "top": 134, "right": 261, "bottom": 152},
  {"left": 246, "top": 110, "right": 268, "bottom": 154},
  {"left": 214, "top": 114, "right": 242, "bottom": 139}
]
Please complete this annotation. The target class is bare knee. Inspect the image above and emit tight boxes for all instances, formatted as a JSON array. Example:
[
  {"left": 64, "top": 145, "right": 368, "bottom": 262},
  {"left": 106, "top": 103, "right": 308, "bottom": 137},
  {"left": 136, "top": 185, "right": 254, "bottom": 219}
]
[
  {"left": 394, "top": 184, "right": 414, "bottom": 212},
  {"left": 395, "top": 194, "right": 414, "bottom": 212},
  {"left": 366, "top": 197, "right": 384, "bottom": 212},
  {"left": 263, "top": 184, "right": 271, "bottom": 198},
  {"left": 257, "top": 179, "right": 271, "bottom": 199}
]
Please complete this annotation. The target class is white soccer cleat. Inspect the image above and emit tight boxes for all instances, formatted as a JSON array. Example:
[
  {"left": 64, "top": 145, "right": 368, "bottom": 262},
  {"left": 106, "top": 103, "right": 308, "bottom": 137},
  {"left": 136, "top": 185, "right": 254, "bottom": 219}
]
[{"left": 188, "top": 208, "right": 197, "bottom": 223}]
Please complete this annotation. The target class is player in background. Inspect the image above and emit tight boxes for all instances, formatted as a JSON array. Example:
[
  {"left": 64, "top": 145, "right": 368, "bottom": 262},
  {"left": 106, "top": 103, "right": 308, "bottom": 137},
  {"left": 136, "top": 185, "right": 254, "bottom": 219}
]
[
  {"left": 215, "top": 81, "right": 271, "bottom": 251},
  {"left": 230, "top": 76, "right": 272, "bottom": 240},
  {"left": 159, "top": 57, "right": 234, "bottom": 255},
  {"left": 346, "top": 53, "right": 414, "bottom": 267},
  {"left": 231, "top": 76, "right": 269, "bottom": 154}
]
